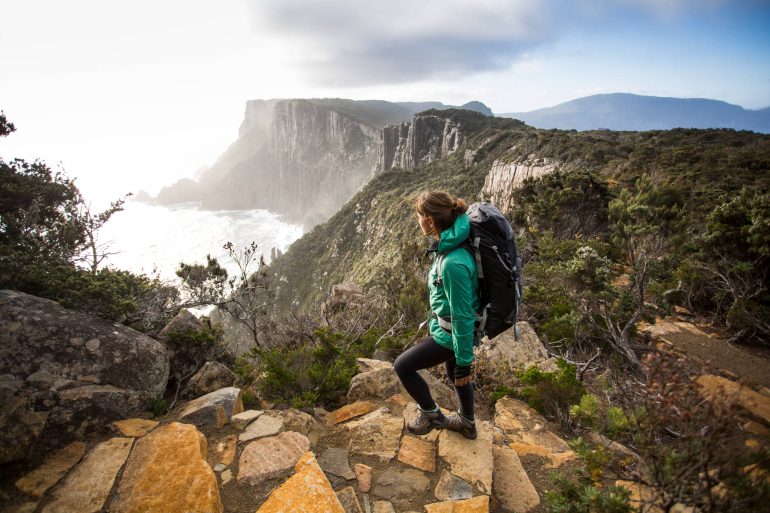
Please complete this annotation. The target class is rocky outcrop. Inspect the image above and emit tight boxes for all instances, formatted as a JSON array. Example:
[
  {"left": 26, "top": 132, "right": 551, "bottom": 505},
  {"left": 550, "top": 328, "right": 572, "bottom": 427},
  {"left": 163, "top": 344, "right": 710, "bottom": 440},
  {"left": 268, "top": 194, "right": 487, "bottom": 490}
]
[
  {"left": 481, "top": 158, "right": 559, "bottom": 215},
  {"left": 178, "top": 386, "right": 244, "bottom": 428},
  {"left": 381, "top": 114, "right": 463, "bottom": 171},
  {"left": 0, "top": 290, "right": 169, "bottom": 464},
  {"left": 477, "top": 322, "right": 558, "bottom": 373},
  {"left": 183, "top": 361, "right": 237, "bottom": 399}
]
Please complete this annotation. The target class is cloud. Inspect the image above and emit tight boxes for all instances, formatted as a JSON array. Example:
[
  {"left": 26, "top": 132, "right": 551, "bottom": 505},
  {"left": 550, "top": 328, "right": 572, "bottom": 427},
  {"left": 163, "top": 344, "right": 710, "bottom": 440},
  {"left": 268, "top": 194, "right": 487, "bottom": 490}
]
[
  {"left": 245, "top": 0, "right": 737, "bottom": 86},
  {"left": 247, "top": 0, "right": 558, "bottom": 85}
]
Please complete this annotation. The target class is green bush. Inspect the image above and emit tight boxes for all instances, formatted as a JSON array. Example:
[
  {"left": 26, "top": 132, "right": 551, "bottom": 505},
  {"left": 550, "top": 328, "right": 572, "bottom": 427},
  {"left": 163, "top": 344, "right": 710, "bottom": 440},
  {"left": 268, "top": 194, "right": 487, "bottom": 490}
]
[
  {"left": 517, "top": 359, "right": 585, "bottom": 418},
  {"left": 544, "top": 472, "right": 631, "bottom": 513}
]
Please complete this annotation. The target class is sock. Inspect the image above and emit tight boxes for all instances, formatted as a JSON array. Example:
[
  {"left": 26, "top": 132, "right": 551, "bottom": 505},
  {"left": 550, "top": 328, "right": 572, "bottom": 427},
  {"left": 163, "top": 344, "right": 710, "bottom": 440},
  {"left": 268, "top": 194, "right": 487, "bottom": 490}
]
[
  {"left": 419, "top": 403, "right": 440, "bottom": 414},
  {"left": 459, "top": 412, "right": 475, "bottom": 422}
]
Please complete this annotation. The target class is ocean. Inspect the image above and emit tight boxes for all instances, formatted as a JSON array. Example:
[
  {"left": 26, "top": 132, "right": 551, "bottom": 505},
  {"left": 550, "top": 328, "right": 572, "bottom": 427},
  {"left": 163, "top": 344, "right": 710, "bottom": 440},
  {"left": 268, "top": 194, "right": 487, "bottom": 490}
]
[{"left": 97, "top": 201, "right": 304, "bottom": 281}]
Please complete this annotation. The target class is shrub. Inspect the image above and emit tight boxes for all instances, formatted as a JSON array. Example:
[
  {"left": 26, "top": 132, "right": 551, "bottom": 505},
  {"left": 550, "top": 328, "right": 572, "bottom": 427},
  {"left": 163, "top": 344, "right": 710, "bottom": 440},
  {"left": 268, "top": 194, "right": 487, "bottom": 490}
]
[
  {"left": 517, "top": 359, "right": 584, "bottom": 421},
  {"left": 544, "top": 472, "right": 631, "bottom": 513}
]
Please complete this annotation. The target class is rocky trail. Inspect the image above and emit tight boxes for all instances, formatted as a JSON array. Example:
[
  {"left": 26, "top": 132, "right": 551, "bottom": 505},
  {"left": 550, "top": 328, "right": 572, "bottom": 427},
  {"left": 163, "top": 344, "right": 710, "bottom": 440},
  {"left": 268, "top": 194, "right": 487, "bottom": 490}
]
[{"left": 2, "top": 353, "right": 580, "bottom": 513}]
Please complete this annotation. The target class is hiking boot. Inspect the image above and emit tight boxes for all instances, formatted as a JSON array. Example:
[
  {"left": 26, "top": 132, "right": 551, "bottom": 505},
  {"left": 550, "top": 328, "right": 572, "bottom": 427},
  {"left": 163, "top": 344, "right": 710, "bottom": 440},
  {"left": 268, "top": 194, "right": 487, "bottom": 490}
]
[
  {"left": 446, "top": 413, "right": 477, "bottom": 440},
  {"left": 407, "top": 407, "right": 448, "bottom": 435}
]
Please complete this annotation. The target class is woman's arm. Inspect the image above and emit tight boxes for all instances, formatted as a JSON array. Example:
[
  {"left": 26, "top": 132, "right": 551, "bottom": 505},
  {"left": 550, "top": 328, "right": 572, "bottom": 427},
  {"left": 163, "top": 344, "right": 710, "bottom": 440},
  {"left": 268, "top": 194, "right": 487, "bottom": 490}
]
[{"left": 441, "top": 257, "right": 476, "bottom": 369}]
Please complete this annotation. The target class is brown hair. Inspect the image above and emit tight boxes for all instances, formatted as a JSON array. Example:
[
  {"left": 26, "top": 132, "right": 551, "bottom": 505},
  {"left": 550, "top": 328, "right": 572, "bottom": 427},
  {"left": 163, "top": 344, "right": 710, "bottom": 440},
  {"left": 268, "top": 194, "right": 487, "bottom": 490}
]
[{"left": 415, "top": 191, "right": 468, "bottom": 231}]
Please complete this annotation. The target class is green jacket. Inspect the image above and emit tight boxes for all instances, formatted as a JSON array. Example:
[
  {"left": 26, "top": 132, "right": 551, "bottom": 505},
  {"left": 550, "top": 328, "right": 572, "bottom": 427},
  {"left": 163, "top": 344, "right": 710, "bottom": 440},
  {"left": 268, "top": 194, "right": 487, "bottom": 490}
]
[{"left": 427, "top": 214, "right": 480, "bottom": 366}]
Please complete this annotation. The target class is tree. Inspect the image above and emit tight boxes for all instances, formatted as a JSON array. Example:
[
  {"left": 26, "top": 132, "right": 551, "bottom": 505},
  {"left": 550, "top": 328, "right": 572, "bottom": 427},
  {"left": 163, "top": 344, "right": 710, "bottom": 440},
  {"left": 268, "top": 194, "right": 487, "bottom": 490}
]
[
  {"left": 74, "top": 195, "right": 132, "bottom": 274},
  {"left": 695, "top": 188, "right": 770, "bottom": 342}
]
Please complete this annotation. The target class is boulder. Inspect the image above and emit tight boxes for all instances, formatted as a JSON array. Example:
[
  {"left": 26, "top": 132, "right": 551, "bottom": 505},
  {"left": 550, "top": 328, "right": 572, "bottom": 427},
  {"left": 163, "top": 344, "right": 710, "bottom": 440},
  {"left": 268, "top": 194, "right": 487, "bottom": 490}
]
[
  {"left": 109, "top": 423, "right": 222, "bottom": 513},
  {"left": 178, "top": 386, "right": 243, "bottom": 428},
  {"left": 183, "top": 361, "right": 237, "bottom": 399},
  {"left": 371, "top": 467, "right": 430, "bottom": 509},
  {"left": 237, "top": 431, "right": 310, "bottom": 486},
  {"left": 41, "top": 437, "right": 133, "bottom": 513},
  {"left": 356, "top": 358, "right": 392, "bottom": 373},
  {"left": 438, "top": 421, "right": 495, "bottom": 494},
  {"left": 272, "top": 408, "right": 323, "bottom": 445},
  {"left": 158, "top": 308, "right": 203, "bottom": 338},
  {"left": 255, "top": 452, "right": 345, "bottom": 513},
  {"left": 0, "top": 290, "right": 169, "bottom": 464},
  {"left": 478, "top": 322, "right": 557, "bottom": 372}
]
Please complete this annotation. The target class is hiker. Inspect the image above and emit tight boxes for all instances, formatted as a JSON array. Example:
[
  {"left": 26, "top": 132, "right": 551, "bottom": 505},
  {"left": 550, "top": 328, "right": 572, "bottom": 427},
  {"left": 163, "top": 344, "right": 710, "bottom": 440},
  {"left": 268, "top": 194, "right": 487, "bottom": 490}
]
[{"left": 394, "top": 190, "right": 480, "bottom": 439}]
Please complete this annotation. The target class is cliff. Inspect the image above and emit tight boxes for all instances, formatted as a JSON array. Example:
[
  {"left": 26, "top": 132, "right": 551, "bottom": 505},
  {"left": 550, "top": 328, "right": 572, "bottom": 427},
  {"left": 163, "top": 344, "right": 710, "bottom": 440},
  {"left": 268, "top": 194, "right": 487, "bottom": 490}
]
[
  {"left": 153, "top": 99, "right": 494, "bottom": 228},
  {"left": 380, "top": 114, "right": 463, "bottom": 171}
]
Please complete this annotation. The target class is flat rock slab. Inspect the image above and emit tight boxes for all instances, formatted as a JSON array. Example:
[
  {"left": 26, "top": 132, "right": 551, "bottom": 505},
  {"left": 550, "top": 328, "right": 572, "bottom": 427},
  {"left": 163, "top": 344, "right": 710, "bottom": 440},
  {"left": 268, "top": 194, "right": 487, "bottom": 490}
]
[
  {"left": 231, "top": 409, "right": 263, "bottom": 430},
  {"left": 697, "top": 374, "right": 770, "bottom": 425},
  {"left": 213, "top": 435, "right": 238, "bottom": 466},
  {"left": 347, "top": 408, "right": 404, "bottom": 462},
  {"left": 494, "top": 397, "right": 570, "bottom": 453},
  {"left": 179, "top": 386, "right": 243, "bottom": 429},
  {"left": 434, "top": 470, "right": 473, "bottom": 501},
  {"left": 438, "top": 421, "right": 494, "bottom": 494},
  {"left": 111, "top": 418, "right": 159, "bottom": 437},
  {"left": 508, "top": 443, "right": 576, "bottom": 468},
  {"left": 238, "top": 431, "right": 310, "bottom": 486},
  {"left": 318, "top": 447, "right": 356, "bottom": 480},
  {"left": 397, "top": 435, "right": 436, "bottom": 473},
  {"left": 493, "top": 446, "right": 540, "bottom": 513},
  {"left": 371, "top": 468, "right": 430, "bottom": 509},
  {"left": 372, "top": 501, "right": 396, "bottom": 513},
  {"left": 256, "top": 452, "right": 345, "bottom": 513},
  {"left": 336, "top": 486, "right": 363, "bottom": 513},
  {"left": 15, "top": 442, "right": 86, "bottom": 497},
  {"left": 354, "top": 463, "right": 372, "bottom": 492},
  {"left": 239, "top": 414, "right": 284, "bottom": 442},
  {"left": 425, "top": 495, "right": 489, "bottom": 513},
  {"left": 327, "top": 401, "right": 378, "bottom": 426},
  {"left": 41, "top": 437, "right": 133, "bottom": 513},
  {"left": 109, "top": 422, "right": 222, "bottom": 513}
]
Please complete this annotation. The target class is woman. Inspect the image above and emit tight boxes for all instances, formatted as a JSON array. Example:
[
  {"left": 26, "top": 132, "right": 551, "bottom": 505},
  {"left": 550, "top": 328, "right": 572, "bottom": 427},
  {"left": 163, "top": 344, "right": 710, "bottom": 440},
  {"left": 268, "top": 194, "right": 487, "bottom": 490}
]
[{"left": 394, "top": 191, "right": 479, "bottom": 439}]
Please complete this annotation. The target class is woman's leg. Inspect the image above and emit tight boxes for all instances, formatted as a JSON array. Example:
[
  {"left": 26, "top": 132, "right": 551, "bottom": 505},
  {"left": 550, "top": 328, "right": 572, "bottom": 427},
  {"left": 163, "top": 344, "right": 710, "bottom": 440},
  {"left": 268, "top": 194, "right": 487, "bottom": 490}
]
[
  {"left": 444, "top": 359, "right": 475, "bottom": 420},
  {"left": 394, "top": 337, "right": 455, "bottom": 410}
]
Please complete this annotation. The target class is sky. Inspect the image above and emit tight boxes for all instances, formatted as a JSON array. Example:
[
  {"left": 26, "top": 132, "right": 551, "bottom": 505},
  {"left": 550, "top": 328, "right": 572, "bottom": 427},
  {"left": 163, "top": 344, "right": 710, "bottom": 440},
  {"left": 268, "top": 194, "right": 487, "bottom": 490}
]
[{"left": 1, "top": 0, "right": 769, "bottom": 205}]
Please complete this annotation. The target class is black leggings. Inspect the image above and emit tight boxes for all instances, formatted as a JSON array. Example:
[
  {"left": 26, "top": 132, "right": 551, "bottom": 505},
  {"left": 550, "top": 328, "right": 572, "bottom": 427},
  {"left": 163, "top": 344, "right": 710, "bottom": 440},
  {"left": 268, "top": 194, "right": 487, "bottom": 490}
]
[{"left": 393, "top": 336, "right": 474, "bottom": 419}]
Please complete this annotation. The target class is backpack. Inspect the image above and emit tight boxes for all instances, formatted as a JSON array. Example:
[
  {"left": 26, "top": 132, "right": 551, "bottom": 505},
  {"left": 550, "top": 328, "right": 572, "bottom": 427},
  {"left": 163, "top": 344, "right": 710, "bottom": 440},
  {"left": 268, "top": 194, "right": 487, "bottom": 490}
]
[{"left": 434, "top": 202, "right": 523, "bottom": 343}]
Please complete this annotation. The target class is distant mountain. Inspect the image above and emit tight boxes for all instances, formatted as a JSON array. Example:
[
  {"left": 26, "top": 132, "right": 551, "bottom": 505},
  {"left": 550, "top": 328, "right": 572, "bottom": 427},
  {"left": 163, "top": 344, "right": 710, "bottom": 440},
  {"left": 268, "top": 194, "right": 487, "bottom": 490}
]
[{"left": 499, "top": 93, "right": 770, "bottom": 133}]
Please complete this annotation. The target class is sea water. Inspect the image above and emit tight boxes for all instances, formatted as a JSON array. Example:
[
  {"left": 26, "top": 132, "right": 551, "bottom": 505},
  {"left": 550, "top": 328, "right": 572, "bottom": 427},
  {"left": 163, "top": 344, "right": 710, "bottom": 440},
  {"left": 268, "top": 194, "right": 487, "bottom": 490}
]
[{"left": 97, "top": 201, "right": 303, "bottom": 281}]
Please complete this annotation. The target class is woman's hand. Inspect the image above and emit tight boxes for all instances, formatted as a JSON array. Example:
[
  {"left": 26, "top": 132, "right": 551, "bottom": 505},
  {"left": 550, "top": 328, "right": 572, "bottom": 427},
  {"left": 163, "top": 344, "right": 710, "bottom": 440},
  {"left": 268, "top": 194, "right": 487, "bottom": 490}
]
[{"left": 453, "top": 365, "right": 472, "bottom": 387}]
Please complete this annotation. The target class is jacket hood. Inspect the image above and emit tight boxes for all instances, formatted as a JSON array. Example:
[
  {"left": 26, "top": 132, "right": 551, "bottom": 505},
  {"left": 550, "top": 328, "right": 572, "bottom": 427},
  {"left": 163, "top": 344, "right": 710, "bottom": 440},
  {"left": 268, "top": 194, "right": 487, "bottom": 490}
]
[{"left": 437, "top": 214, "right": 470, "bottom": 253}]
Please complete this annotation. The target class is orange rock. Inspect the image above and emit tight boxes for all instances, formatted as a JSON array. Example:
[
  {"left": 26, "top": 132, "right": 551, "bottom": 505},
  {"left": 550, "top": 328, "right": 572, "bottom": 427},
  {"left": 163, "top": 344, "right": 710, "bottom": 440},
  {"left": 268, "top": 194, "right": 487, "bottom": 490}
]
[
  {"left": 424, "top": 495, "right": 489, "bottom": 513},
  {"left": 256, "top": 452, "right": 345, "bottom": 513},
  {"left": 213, "top": 435, "right": 238, "bottom": 467},
  {"left": 16, "top": 442, "right": 86, "bottom": 497},
  {"left": 109, "top": 423, "right": 222, "bottom": 513},
  {"left": 326, "top": 401, "right": 377, "bottom": 426},
  {"left": 397, "top": 435, "right": 436, "bottom": 473},
  {"left": 354, "top": 463, "right": 372, "bottom": 492},
  {"left": 111, "top": 418, "right": 158, "bottom": 437},
  {"left": 509, "top": 442, "right": 577, "bottom": 468},
  {"left": 697, "top": 374, "right": 770, "bottom": 425},
  {"left": 615, "top": 480, "right": 663, "bottom": 513}
]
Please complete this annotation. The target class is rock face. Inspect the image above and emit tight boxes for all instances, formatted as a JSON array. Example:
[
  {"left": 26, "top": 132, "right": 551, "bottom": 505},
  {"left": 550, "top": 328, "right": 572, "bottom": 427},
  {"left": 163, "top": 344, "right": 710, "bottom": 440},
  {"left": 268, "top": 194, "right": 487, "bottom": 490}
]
[
  {"left": 381, "top": 114, "right": 463, "bottom": 171},
  {"left": 109, "top": 423, "right": 223, "bottom": 513},
  {"left": 208, "top": 306, "right": 256, "bottom": 358},
  {"left": 0, "top": 290, "right": 169, "bottom": 464},
  {"left": 15, "top": 442, "right": 86, "bottom": 497},
  {"left": 201, "top": 99, "right": 383, "bottom": 228},
  {"left": 481, "top": 158, "right": 559, "bottom": 215},
  {"left": 183, "top": 361, "right": 237, "bottom": 399}
]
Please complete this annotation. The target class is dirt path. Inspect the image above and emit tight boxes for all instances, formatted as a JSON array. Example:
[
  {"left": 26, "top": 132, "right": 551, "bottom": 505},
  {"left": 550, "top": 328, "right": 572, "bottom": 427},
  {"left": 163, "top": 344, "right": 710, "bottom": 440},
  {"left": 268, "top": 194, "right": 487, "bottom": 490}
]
[{"left": 641, "top": 317, "right": 770, "bottom": 389}]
